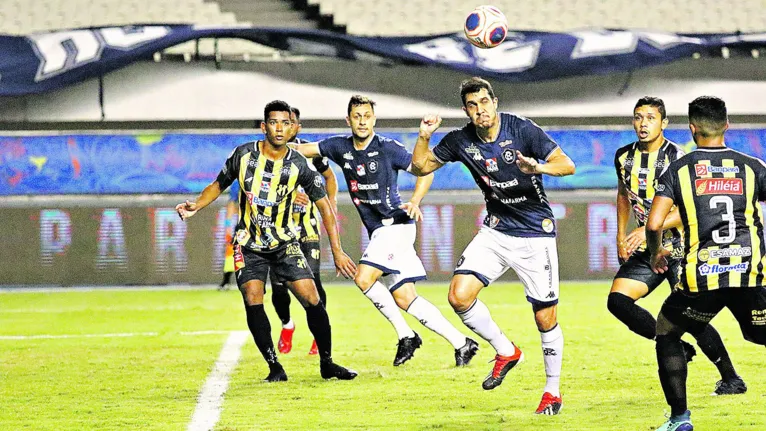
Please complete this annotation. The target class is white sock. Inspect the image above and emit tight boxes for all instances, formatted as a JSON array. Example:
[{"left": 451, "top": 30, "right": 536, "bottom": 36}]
[
  {"left": 282, "top": 319, "right": 294, "bottom": 330},
  {"left": 406, "top": 296, "right": 467, "bottom": 349},
  {"left": 457, "top": 299, "right": 515, "bottom": 356},
  {"left": 363, "top": 282, "right": 415, "bottom": 339},
  {"left": 540, "top": 324, "right": 563, "bottom": 397}
]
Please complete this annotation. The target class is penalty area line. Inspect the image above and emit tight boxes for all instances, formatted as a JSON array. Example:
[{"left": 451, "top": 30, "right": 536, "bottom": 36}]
[
  {"left": 187, "top": 330, "right": 249, "bottom": 431},
  {"left": 0, "top": 330, "right": 234, "bottom": 340}
]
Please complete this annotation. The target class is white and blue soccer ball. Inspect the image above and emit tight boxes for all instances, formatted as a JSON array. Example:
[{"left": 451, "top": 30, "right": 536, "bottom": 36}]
[{"left": 464, "top": 5, "right": 508, "bottom": 49}]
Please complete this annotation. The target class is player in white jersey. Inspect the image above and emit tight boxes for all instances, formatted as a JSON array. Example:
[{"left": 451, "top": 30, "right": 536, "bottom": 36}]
[
  {"left": 294, "top": 95, "right": 479, "bottom": 367},
  {"left": 410, "top": 77, "right": 576, "bottom": 415}
]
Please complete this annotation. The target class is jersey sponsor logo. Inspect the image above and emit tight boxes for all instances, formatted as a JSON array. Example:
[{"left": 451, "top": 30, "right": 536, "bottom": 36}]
[
  {"left": 260, "top": 181, "right": 271, "bottom": 193},
  {"left": 280, "top": 167, "right": 292, "bottom": 175},
  {"left": 638, "top": 178, "right": 647, "bottom": 189},
  {"left": 695, "top": 164, "right": 740, "bottom": 177},
  {"left": 485, "top": 158, "right": 499, "bottom": 172},
  {"left": 351, "top": 180, "right": 379, "bottom": 191},
  {"left": 498, "top": 139, "right": 513, "bottom": 147},
  {"left": 253, "top": 213, "right": 275, "bottom": 228},
  {"left": 653, "top": 178, "right": 665, "bottom": 192},
  {"left": 500, "top": 196, "right": 528, "bottom": 204},
  {"left": 356, "top": 164, "right": 366, "bottom": 176},
  {"left": 637, "top": 168, "right": 651, "bottom": 174},
  {"left": 262, "top": 172, "right": 274, "bottom": 179},
  {"left": 354, "top": 198, "right": 382, "bottom": 205},
  {"left": 343, "top": 162, "right": 352, "bottom": 170},
  {"left": 698, "top": 262, "right": 749, "bottom": 275},
  {"left": 244, "top": 191, "right": 277, "bottom": 207},
  {"left": 502, "top": 148, "right": 516, "bottom": 164},
  {"left": 368, "top": 160, "right": 378, "bottom": 173},
  {"left": 343, "top": 152, "right": 354, "bottom": 160},
  {"left": 694, "top": 178, "right": 743, "bottom": 195},
  {"left": 698, "top": 247, "right": 752, "bottom": 262},
  {"left": 367, "top": 151, "right": 379, "bottom": 157},
  {"left": 465, "top": 144, "right": 483, "bottom": 161},
  {"left": 654, "top": 159, "right": 666, "bottom": 169},
  {"left": 542, "top": 218, "right": 555, "bottom": 233},
  {"left": 292, "top": 203, "right": 307, "bottom": 213},
  {"left": 248, "top": 159, "right": 258, "bottom": 167}
]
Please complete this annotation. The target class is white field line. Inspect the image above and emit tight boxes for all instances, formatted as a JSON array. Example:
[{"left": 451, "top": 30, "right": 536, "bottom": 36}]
[
  {"left": 187, "top": 331, "right": 249, "bottom": 431},
  {"left": 0, "top": 330, "right": 233, "bottom": 340}
]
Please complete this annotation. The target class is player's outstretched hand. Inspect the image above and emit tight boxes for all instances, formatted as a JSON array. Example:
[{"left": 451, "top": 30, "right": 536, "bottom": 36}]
[
  {"left": 294, "top": 192, "right": 310, "bottom": 207},
  {"left": 419, "top": 114, "right": 442, "bottom": 137},
  {"left": 176, "top": 200, "right": 199, "bottom": 221},
  {"left": 334, "top": 251, "right": 357, "bottom": 279},
  {"left": 515, "top": 151, "right": 539, "bottom": 175},
  {"left": 624, "top": 226, "right": 646, "bottom": 256},
  {"left": 399, "top": 202, "right": 423, "bottom": 222},
  {"left": 650, "top": 248, "right": 671, "bottom": 274}
]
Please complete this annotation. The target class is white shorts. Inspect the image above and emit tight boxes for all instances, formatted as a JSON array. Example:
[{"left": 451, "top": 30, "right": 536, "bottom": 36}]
[
  {"left": 455, "top": 226, "right": 559, "bottom": 307},
  {"left": 359, "top": 223, "right": 427, "bottom": 292}
]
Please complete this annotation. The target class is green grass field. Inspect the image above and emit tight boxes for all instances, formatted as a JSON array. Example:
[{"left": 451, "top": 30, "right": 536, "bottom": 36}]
[{"left": 1, "top": 282, "right": 764, "bottom": 431}]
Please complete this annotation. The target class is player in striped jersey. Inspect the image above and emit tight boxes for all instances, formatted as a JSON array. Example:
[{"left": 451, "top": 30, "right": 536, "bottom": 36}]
[
  {"left": 176, "top": 100, "right": 357, "bottom": 382},
  {"left": 610, "top": 97, "right": 742, "bottom": 396},
  {"left": 647, "top": 96, "right": 766, "bottom": 431},
  {"left": 270, "top": 107, "right": 339, "bottom": 356}
]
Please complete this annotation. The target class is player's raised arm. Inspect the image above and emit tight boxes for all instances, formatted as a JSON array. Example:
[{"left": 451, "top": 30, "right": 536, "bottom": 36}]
[
  {"left": 411, "top": 114, "right": 445, "bottom": 176},
  {"left": 290, "top": 142, "right": 322, "bottom": 159},
  {"left": 516, "top": 148, "right": 576, "bottom": 177},
  {"left": 314, "top": 196, "right": 356, "bottom": 279}
]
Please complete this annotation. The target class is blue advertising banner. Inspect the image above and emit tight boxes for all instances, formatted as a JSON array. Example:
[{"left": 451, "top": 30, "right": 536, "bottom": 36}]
[
  {"left": 1, "top": 25, "right": 766, "bottom": 95},
  {"left": 2, "top": 128, "right": 765, "bottom": 195}
]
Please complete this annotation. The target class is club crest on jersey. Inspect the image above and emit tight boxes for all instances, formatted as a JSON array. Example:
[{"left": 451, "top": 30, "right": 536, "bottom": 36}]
[
  {"left": 694, "top": 178, "right": 743, "bottom": 195},
  {"left": 368, "top": 160, "right": 378, "bottom": 173},
  {"left": 314, "top": 175, "right": 323, "bottom": 188},
  {"left": 350, "top": 180, "right": 359, "bottom": 192},
  {"left": 465, "top": 144, "right": 483, "bottom": 161},
  {"left": 488, "top": 215, "right": 500, "bottom": 228},
  {"left": 343, "top": 152, "right": 354, "bottom": 160},
  {"left": 356, "top": 164, "right": 366, "bottom": 176},
  {"left": 276, "top": 184, "right": 289, "bottom": 196},
  {"left": 502, "top": 148, "right": 516, "bottom": 164},
  {"left": 260, "top": 181, "right": 271, "bottom": 193},
  {"left": 485, "top": 158, "right": 499, "bottom": 172}
]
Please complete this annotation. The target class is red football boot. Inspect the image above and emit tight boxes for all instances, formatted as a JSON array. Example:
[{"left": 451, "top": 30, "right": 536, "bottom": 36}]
[{"left": 277, "top": 327, "right": 295, "bottom": 354}]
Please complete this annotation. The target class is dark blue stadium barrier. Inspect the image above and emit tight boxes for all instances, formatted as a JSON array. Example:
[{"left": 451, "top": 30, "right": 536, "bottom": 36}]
[{"left": 1, "top": 128, "right": 764, "bottom": 195}]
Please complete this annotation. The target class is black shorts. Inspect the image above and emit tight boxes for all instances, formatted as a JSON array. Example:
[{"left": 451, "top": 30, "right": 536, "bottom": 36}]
[
  {"left": 270, "top": 239, "right": 321, "bottom": 286},
  {"left": 614, "top": 250, "right": 681, "bottom": 294},
  {"left": 661, "top": 288, "right": 766, "bottom": 345},
  {"left": 234, "top": 242, "right": 314, "bottom": 287}
]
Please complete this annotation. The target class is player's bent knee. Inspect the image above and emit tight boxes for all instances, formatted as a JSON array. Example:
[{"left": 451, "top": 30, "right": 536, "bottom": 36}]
[
  {"left": 656, "top": 312, "right": 682, "bottom": 337},
  {"left": 607, "top": 291, "right": 633, "bottom": 315},
  {"left": 534, "top": 305, "right": 557, "bottom": 331},
  {"left": 392, "top": 285, "right": 417, "bottom": 310},
  {"left": 448, "top": 286, "right": 475, "bottom": 312},
  {"left": 354, "top": 273, "right": 376, "bottom": 292}
]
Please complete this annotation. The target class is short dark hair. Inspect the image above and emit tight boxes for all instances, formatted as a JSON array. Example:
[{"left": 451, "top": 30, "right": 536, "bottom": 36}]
[
  {"left": 290, "top": 106, "right": 301, "bottom": 121},
  {"left": 688, "top": 96, "right": 728, "bottom": 138},
  {"left": 634, "top": 96, "right": 666, "bottom": 120},
  {"left": 460, "top": 77, "right": 495, "bottom": 106},
  {"left": 347, "top": 95, "right": 375, "bottom": 116},
  {"left": 263, "top": 100, "right": 291, "bottom": 123}
]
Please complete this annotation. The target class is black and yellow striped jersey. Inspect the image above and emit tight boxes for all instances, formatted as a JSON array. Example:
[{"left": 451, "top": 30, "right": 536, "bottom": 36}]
[
  {"left": 215, "top": 140, "right": 327, "bottom": 251},
  {"left": 656, "top": 147, "right": 766, "bottom": 292},
  {"left": 291, "top": 138, "right": 331, "bottom": 241},
  {"left": 614, "top": 139, "right": 685, "bottom": 254}
]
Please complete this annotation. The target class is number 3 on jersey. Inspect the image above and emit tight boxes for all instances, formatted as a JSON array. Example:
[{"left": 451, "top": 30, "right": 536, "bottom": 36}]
[{"left": 710, "top": 196, "right": 736, "bottom": 244}]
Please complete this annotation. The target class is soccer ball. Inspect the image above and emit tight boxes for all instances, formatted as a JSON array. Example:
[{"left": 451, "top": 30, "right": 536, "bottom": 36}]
[{"left": 464, "top": 5, "right": 508, "bottom": 49}]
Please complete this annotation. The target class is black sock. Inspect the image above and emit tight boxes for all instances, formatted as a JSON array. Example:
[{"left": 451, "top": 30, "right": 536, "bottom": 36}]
[
  {"left": 691, "top": 324, "right": 738, "bottom": 381},
  {"left": 314, "top": 276, "right": 327, "bottom": 307},
  {"left": 271, "top": 282, "right": 292, "bottom": 326},
  {"left": 607, "top": 292, "right": 657, "bottom": 340},
  {"left": 220, "top": 272, "right": 232, "bottom": 287},
  {"left": 305, "top": 302, "right": 332, "bottom": 361},
  {"left": 244, "top": 304, "right": 280, "bottom": 368},
  {"left": 656, "top": 335, "right": 688, "bottom": 417}
]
